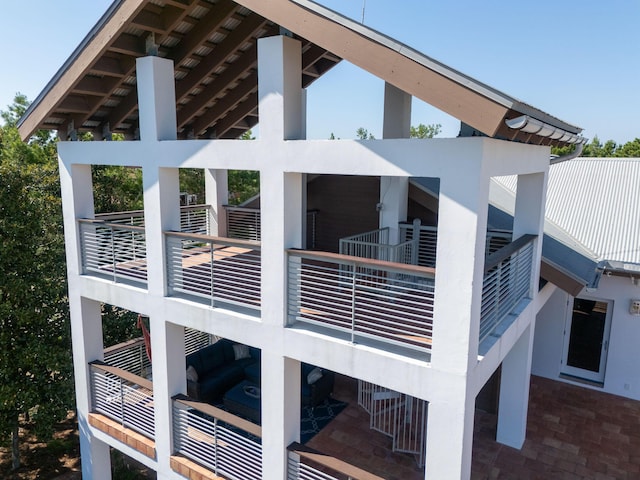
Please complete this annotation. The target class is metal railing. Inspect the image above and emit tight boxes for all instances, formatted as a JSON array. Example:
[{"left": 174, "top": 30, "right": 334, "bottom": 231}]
[
  {"left": 94, "top": 204, "right": 212, "bottom": 234},
  {"left": 400, "top": 223, "right": 513, "bottom": 268},
  {"left": 225, "top": 206, "right": 319, "bottom": 249},
  {"left": 287, "top": 442, "right": 384, "bottom": 480},
  {"left": 340, "top": 227, "right": 418, "bottom": 265},
  {"left": 358, "top": 381, "right": 427, "bottom": 467},
  {"left": 287, "top": 250, "right": 435, "bottom": 352},
  {"left": 173, "top": 395, "right": 262, "bottom": 480},
  {"left": 225, "top": 205, "right": 261, "bottom": 241},
  {"left": 89, "top": 361, "right": 155, "bottom": 439},
  {"left": 79, "top": 220, "right": 147, "bottom": 285},
  {"left": 165, "top": 232, "right": 261, "bottom": 310},
  {"left": 480, "top": 234, "right": 536, "bottom": 342},
  {"left": 103, "top": 338, "right": 151, "bottom": 378}
]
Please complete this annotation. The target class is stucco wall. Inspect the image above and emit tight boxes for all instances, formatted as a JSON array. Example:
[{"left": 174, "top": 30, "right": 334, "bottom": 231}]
[{"left": 533, "top": 275, "right": 640, "bottom": 401}]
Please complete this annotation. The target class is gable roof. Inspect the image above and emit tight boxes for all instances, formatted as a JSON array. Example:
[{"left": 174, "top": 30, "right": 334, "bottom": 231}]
[
  {"left": 495, "top": 158, "right": 640, "bottom": 265},
  {"left": 19, "top": 0, "right": 583, "bottom": 146}
]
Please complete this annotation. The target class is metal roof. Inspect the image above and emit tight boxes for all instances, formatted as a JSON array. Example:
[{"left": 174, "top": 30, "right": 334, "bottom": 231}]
[{"left": 495, "top": 158, "right": 640, "bottom": 265}]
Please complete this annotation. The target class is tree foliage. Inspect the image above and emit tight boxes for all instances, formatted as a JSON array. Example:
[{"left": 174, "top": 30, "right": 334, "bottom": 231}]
[
  {"left": 410, "top": 123, "right": 442, "bottom": 139},
  {"left": 0, "top": 96, "right": 74, "bottom": 469},
  {"left": 553, "top": 135, "right": 640, "bottom": 158}
]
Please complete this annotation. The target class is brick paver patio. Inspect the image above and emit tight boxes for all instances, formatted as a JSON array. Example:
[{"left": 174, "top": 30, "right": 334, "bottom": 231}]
[{"left": 309, "top": 374, "right": 640, "bottom": 479}]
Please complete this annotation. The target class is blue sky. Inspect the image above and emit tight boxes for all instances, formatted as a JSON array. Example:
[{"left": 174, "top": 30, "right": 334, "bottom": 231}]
[{"left": 1, "top": 0, "right": 638, "bottom": 143}]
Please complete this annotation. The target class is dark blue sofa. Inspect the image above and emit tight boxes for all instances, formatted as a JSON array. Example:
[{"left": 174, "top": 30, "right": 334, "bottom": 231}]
[
  {"left": 186, "top": 339, "right": 334, "bottom": 407},
  {"left": 186, "top": 339, "right": 260, "bottom": 403}
]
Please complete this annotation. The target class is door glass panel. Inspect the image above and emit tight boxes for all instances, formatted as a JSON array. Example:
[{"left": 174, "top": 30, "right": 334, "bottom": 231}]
[{"left": 566, "top": 299, "right": 607, "bottom": 372}]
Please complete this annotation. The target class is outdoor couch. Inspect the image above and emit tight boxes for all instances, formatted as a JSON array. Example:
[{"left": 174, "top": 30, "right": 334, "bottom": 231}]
[
  {"left": 186, "top": 339, "right": 334, "bottom": 407},
  {"left": 186, "top": 338, "right": 260, "bottom": 403}
]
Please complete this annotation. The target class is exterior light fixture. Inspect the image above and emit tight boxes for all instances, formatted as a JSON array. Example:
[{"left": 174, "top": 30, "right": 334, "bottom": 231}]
[{"left": 505, "top": 115, "right": 587, "bottom": 145}]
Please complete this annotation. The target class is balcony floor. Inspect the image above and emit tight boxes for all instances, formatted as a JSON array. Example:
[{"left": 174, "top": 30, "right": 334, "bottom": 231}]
[{"left": 308, "top": 375, "right": 640, "bottom": 480}]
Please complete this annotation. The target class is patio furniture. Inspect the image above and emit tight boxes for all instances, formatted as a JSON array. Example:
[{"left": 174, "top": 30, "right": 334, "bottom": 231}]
[{"left": 223, "top": 380, "right": 261, "bottom": 423}]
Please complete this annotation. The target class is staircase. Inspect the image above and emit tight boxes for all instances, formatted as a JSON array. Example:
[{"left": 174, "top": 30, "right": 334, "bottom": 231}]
[{"left": 358, "top": 380, "right": 428, "bottom": 467}]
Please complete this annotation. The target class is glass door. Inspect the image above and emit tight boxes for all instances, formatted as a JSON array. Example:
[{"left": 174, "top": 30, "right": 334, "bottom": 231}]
[{"left": 561, "top": 297, "right": 611, "bottom": 383}]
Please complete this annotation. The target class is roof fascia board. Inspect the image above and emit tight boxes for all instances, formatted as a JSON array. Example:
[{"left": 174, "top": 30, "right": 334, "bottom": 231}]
[
  {"left": 18, "top": 0, "right": 147, "bottom": 141},
  {"left": 234, "top": 0, "right": 510, "bottom": 137}
]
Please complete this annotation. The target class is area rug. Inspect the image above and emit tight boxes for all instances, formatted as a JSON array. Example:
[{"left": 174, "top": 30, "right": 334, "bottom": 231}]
[
  {"left": 211, "top": 397, "right": 347, "bottom": 444},
  {"left": 300, "top": 398, "right": 348, "bottom": 444}
]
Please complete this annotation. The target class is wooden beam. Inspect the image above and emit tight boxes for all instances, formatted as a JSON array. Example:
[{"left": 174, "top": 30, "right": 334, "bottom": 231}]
[
  {"left": 89, "top": 55, "right": 135, "bottom": 77},
  {"left": 177, "top": 44, "right": 257, "bottom": 128},
  {"left": 175, "top": 13, "right": 267, "bottom": 100},
  {"left": 108, "top": 32, "right": 147, "bottom": 56},
  {"left": 190, "top": 73, "right": 257, "bottom": 136},
  {"left": 210, "top": 91, "right": 258, "bottom": 138},
  {"left": 233, "top": 0, "right": 509, "bottom": 137},
  {"left": 73, "top": 76, "right": 123, "bottom": 96}
]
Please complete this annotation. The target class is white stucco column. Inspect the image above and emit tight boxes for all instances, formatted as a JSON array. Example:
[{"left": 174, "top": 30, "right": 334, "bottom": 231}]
[
  {"left": 58, "top": 161, "right": 112, "bottom": 477},
  {"left": 205, "top": 169, "right": 228, "bottom": 236},
  {"left": 258, "top": 34, "right": 304, "bottom": 479},
  {"left": 136, "top": 56, "right": 177, "bottom": 142},
  {"left": 497, "top": 323, "right": 534, "bottom": 448},
  {"left": 257, "top": 35, "right": 303, "bottom": 141},
  {"left": 379, "top": 83, "right": 411, "bottom": 243},
  {"left": 426, "top": 152, "right": 489, "bottom": 479},
  {"left": 153, "top": 322, "right": 186, "bottom": 478},
  {"left": 72, "top": 296, "right": 112, "bottom": 479},
  {"left": 136, "top": 55, "right": 182, "bottom": 475},
  {"left": 497, "top": 170, "right": 547, "bottom": 449}
]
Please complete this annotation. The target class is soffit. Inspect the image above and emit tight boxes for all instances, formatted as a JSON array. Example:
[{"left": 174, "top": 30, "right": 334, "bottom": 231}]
[{"left": 18, "top": 0, "right": 583, "bottom": 147}]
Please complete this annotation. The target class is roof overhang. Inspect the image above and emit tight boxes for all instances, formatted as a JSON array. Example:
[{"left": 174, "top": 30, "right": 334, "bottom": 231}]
[{"left": 19, "top": 0, "right": 583, "bottom": 147}]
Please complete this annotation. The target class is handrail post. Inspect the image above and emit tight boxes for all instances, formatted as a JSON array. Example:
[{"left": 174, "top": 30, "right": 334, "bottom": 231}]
[
  {"left": 110, "top": 225, "right": 117, "bottom": 283},
  {"left": 209, "top": 242, "right": 215, "bottom": 308},
  {"left": 350, "top": 260, "right": 356, "bottom": 344},
  {"left": 118, "top": 376, "right": 126, "bottom": 428}
]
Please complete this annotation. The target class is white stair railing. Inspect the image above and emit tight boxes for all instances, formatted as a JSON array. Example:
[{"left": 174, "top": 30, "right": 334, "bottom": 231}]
[{"left": 357, "top": 380, "right": 428, "bottom": 467}]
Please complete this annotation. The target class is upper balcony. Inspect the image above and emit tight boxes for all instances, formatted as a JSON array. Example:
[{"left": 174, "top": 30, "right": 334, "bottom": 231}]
[{"left": 78, "top": 204, "right": 536, "bottom": 358}]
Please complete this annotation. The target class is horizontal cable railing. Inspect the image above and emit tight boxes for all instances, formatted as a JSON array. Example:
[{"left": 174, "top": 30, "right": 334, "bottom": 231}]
[
  {"left": 225, "top": 205, "right": 261, "bottom": 241},
  {"left": 89, "top": 361, "right": 154, "bottom": 440},
  {"left": 173, "top": 395, "right": 262, "bottom": 480},
  {"left": 287, "top": 249, "right": 435, "bottom": 352},
  {"left": 103, "top": 338, "right": 151, "bottom": 378},
  {"left": 79, "top": 220, "right": 147, "bottom": 285},
  {"left": 95, "top": 209, "right": 145, "bottom": 226},
  {"left": 287, "top": 442, "right": 384, "bottom": 480},
  {"left": 165, "top": 232, "right": 261, "bottom": 310},
  {"left": 480, "top": 234, "right": 537, "bottom": 342},
  {"left": 180, "top": 205, "right": 211, "bottom": 235}
]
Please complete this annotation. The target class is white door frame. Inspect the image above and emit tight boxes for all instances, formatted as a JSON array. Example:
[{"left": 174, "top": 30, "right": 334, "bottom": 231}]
[{"left": 561, "top": 296, "right": 612, "bottom": 383}]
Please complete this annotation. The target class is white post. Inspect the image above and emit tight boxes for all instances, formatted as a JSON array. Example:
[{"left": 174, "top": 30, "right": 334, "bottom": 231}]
[
  {"left": 72, "top": 296, "right": 112, "bottom": 479},
  {"left": 496, "top": 170, "right": 547, "bottom": 448},
  {"left": 379, "top": 82, "right": 411, "bottom": 244},
  {"left": 258, "top": 34, "right": 304, "bottom": 479},
  {"left": 136, "top": 56, "right": 177, "bottom": 142},
  {"left": 497, "top": 324, "right": 534, "bottom": 448},
  {"left": 59, "top": 160, "right": 112, "bottom": 478},
  {"left": 426, "top": 153, "right": 489, "bottom": 479},
  {"left": 205, "top": 169, "right": 228, "bottom": 237},
  {"left": 152, "top": 321, "right": 185, "bottom": 477}
]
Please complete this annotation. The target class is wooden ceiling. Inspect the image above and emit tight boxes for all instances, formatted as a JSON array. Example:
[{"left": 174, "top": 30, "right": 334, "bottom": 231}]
[{"left": 22, "top": 0, "right": 340, "bottom": 140}]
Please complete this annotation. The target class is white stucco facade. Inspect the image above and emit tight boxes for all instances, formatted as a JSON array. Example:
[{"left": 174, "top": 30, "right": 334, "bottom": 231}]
[{"left": 59, "top": 36, "right": 550, "bottom": 480}]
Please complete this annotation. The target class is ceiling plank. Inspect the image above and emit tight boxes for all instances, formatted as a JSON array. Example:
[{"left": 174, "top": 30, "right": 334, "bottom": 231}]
[
  {"left": 177, "top": 44, "right": 257, "bottom": 128},
  {"left": 213, "top": 91, "right": 258, "bottom": 138},
  {"left": 191, "top": 72, "right": 257, "bottom": 136},
  {"left": 175, "top": 13, "right": 268, "bottom": 101}
]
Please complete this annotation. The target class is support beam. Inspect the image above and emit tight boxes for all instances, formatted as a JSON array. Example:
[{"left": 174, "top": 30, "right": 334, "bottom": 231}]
[{"left": 136, "top": 56, "right": 177, "bottom": 141}]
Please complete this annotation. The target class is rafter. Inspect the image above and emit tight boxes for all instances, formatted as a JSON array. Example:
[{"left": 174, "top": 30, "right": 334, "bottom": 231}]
[{"left": 212, "top": 91, "right": 258, "bottom": 138}]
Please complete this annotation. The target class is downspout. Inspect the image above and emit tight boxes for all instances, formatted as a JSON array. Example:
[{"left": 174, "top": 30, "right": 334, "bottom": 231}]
[{"left": 549, "top": 143, "right": 584, "bottom": 165}]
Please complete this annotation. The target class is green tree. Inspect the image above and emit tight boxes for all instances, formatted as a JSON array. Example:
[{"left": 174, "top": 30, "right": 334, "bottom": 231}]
[
  {"left": 615, "top": 138, "right": 640, "bottom": 157},
  {"left": 410, "top": 123, "right": 442, "bottom": 139},
  {"left": 0, "top": 96, "right": 73, "bottom": 469},
  {"left": 356, "top": 127, "right": 374, "bottom": 140}
]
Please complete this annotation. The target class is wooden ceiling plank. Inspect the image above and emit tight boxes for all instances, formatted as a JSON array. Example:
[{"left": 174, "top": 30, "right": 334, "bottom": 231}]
[
  {"left": 213, "top": 91, "right": 258, "bottom": 138},
  {"left": 73, "top": 76, "right": 123, "bottom": 96},
  {"left": 193, "top": 78, "right": 257, "bottom": 136},
  {"left": 175, "top": 13, "right": 268, "bottom": 100},
  {"left": 170, "top": 0, "right": 238, "bottom": 65},
  {"left": 177, "top": 44, "right": 257, "bottom": 127},
  {"left": 109, "top": 32, "right": 147, "bottom": 56}
]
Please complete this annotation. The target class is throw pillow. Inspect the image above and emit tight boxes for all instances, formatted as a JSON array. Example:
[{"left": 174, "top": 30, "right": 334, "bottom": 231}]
[
  {"left": 186, "top": 365, "right": 198, "bottom": 382},
  {"left": 307, "top": 367, "right": 323, "bottom": 385},
  {"left": 233, "top": 343, "right": 250, "bottom": 360}
]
